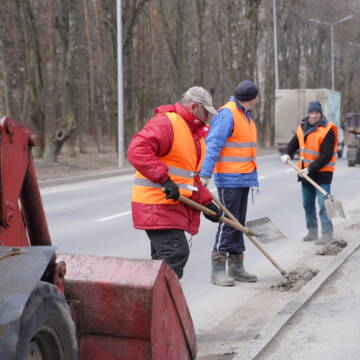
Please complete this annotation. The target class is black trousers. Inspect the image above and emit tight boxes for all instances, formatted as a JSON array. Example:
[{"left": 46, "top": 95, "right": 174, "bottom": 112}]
[
  {"left": 145, "top": 229, "right": 190, "bottom": 279},
  {"left": 213, "top": 187, "right": 250, "bottom": 254}
]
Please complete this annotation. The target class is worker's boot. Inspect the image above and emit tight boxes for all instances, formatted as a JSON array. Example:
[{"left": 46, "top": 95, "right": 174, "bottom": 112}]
[
  {"left": 302, "top": 232, "right": 318, "bottom": 242},
  {"left": 211, "top": 251, "right": 234, "bottom": 286},
  {"left": 315, "top": 233, "right": 333, "bottom": 246},
  {"left": 228, "top": 253, "right": 257, "bottom": 282}
]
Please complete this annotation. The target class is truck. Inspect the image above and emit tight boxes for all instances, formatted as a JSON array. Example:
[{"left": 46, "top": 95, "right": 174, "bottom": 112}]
[
  {"left": 0, "top": 116, "right": 197, "bottom": 360},
  {"left": 344, "top": 113, "right": 360, "bottom": 167},
  {"left": 275, "top": 89, "right": 343, "bottom": 157}
]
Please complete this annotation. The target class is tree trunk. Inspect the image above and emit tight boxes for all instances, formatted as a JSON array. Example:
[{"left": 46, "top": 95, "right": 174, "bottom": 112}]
[{"left": 43, "top": 0, "right": 76, "bottom": 162}]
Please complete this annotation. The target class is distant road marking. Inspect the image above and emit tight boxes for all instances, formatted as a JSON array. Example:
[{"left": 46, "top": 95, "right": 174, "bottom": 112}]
[
  {"left": 95, "top": 170, "right": 285, "bottom": 222},
  {"left": 96, "top": 211, "right": 131, "bottom": 222}
]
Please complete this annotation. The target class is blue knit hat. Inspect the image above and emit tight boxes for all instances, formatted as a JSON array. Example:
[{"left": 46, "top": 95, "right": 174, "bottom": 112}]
[
  {"left": 307, "top": 101, "right": 322, "bottom": 114},
  {"left": 234, "top": 80, "right": 258, "bottom": 101}
]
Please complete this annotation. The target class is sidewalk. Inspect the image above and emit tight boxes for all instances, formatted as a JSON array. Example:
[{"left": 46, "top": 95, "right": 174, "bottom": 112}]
[
  {"left": 258, "top": 243, "right": 360, "bottom": 360},
  {"left": 197, "top": 205, "right": 360, "bottom": 359}
]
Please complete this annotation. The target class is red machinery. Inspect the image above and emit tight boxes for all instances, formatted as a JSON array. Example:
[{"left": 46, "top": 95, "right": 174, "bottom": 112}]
[{"left": 0, "top": 116, "right": 197, "bottom": 359}]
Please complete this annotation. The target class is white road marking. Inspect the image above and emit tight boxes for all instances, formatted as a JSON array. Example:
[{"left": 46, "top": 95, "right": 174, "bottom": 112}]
[
  {"left": 95, "top": 169, "right": 288, "bottom": 222},
  {"left": 96, "top": 210, "right": 131, "bottom": 222}
]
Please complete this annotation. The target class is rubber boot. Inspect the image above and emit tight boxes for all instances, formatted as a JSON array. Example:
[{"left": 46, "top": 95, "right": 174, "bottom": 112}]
[
  {"left": 302, "top": 232, "right": 318, "bottom": 242},
  {"left": 315, "top": 233, "right": 333, "bottom": 246},
  {"left": 211, "top": 251, "right": 234, "bottom": 286},
  {"left": 228, "top": 253, "right": 257, "bottom": 282}
]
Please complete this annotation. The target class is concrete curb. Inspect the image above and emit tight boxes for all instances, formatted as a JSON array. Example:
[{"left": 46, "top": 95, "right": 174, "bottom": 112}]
[
  {"left": 37, "top": 152, "right": 277, "bottom": 189},
  {"left": 233, "top": 238, "right": 360, "bottom": 360},
  {"left": 38, "top": 168, "right": 134, "bottom": 188}
]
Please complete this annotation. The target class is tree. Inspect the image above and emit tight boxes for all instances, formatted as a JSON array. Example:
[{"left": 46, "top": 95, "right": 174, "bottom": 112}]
[{"left": 43, "top": 0, "right": 76, "bottom": 162}]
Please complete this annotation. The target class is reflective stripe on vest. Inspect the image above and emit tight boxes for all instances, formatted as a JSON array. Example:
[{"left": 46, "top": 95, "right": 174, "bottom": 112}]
[
  {"left": 214, "top": 101, "right": 257, "bottom": 174},
  {"left": 134, "top": 177, "right": 197, "bottom": 190},
  {"left": 131, "top": 112, "right": 205, "bottom": 205},
  {"left": 296, "top": 121, "right": 338, "bottom": 173},
  {"left": 299, "top": 147, "right": 337, "bottom": 158}
]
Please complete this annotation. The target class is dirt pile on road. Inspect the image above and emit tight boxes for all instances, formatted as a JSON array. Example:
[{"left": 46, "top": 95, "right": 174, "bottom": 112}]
[
  {"left": 316, "top": 239, "right": 347, "bottom": 256},
  {"left": 345, "top": 222, "right": 360, "bottom": 230},
  {"left": 271, "top": 267, "right": 319, "bottom": 292}
]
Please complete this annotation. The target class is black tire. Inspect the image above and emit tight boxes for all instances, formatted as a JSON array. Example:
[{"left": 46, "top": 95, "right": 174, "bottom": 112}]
[
  {"left": 348, "top": 160, "right": 356, "bottom": 167},
  {"left": 16, "top": 282, "right": 78, "bottom": 360}
]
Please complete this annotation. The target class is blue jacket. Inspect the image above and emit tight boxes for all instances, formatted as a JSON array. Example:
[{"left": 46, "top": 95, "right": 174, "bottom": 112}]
[{"left": 200, "top": 97, "right": 259, "bottom": 188}]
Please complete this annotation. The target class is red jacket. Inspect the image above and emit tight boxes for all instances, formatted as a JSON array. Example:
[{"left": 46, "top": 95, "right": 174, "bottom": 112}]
[{"left": 127, "top": 102, "right": 213, "bottom": 235}]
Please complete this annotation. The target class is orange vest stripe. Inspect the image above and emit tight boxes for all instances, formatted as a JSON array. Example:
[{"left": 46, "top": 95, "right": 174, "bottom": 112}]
[
  {"left": 132, "top": 112, "right": 205, "bottom": 205},
  {"left": 214, "top": 101, "right": 257, "bottom": 174},
  {"left": 296, "top": 121, "right": 338, "bottom": 173}
]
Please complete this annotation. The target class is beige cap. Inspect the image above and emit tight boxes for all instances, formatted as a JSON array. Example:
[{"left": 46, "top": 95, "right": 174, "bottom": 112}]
[{"left": 182, "top": 86, "right": 218, "bottom": 115}]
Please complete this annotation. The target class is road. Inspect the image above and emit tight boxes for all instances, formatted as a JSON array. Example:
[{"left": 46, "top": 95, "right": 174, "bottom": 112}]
[{"left": 41, "top": 154, "right": 360, "bottom": 356}]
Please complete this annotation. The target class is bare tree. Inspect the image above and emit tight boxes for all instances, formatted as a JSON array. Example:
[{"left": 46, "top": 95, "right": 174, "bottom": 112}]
[{"left": 43, "top": 0, "right": 76, "bottom": 162}]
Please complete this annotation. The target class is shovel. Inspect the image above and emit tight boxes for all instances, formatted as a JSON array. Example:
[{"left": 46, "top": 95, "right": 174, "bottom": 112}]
[
  {"left": 179, "top": 195, "right": 289, "bottom": 279},
  {"left": 285, "top": 159, "right": 345, "bottom": 219}
]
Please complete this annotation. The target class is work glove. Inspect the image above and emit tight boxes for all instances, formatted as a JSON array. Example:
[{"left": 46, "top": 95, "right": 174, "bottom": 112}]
[
  {"left": 299, "top": 168, "right": 309, "bottom": 177},
  {"left": 280, "top": 154, "right": 290, "bottom": 163},
  {"left": 162, "top": 179, "right": 180, "bottom": 201},
  {"left": 200, "top": 177, "right": 210, "bottom": 187},
  {"left": 203, "top": 202, "right": 222, "bottom": 223}
]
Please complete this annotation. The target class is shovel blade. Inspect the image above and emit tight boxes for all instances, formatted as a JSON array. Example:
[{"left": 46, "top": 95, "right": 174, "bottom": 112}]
[
  {"left": 246, "top": 217, "right": 287, "bottom": 244},
  {"left": 324, "top": 198, "right": 346, "bottom": 219}
]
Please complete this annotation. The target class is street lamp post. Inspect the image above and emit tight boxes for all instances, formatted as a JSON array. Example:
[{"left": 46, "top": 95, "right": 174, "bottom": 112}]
[
  {"left": 117, "top": 0, "right": 125, "bottom": 167},
  {"left": 309, "top": 15, "right": 353, "bottom": 90}
]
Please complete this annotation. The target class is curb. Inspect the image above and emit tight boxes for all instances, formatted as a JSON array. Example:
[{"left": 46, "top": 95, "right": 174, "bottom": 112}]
[
  {"left": 38, "top": 168, "right": 134, "bottom": 188},
  {"left": 37, "top": 152, "right": 277, "bottom": 189},
  {"left": 232, "top": 237, "right": 360, "bottom": 360}
]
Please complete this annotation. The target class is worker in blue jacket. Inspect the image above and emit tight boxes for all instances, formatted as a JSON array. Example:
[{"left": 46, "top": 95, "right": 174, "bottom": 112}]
[{"left": 200, "top": 80, "right": 259, "bottom": 286}]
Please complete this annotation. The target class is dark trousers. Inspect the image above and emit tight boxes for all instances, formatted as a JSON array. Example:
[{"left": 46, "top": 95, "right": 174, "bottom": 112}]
[
  {"left": 213, "top": 187, "right": 250, "bottom": 254},
  {"left": 145, "top": 229, "right": 190, "bottom": 279}
]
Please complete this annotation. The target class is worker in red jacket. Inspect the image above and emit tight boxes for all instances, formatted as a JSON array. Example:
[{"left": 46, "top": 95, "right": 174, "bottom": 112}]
[{"left": 128, "top": 87, "right": 222, "bottom": 279}]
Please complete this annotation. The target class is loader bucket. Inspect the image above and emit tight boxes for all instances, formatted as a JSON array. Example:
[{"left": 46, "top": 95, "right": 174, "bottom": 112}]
[{"left": 57, "top": 254, "right": 197, "bottom": 360}]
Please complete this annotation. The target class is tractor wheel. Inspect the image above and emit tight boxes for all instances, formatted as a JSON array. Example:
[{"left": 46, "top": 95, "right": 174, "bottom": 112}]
[{"left": 16, "top": 282, "right": 78, "bottom": 360}]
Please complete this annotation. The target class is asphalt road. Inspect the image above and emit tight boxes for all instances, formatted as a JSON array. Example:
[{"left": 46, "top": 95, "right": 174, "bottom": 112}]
[{"left": 41, "top": 154, "right": 360, "bottom": 345}]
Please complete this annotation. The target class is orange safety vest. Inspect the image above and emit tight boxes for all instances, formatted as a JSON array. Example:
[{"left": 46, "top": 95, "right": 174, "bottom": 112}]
[
  {"left": 214, "top": 101, "right": 257, "bottom": 174},
  {"left": 132, "top": 112, "right": 206, "bottom": 205},
  {"left": 296, "top": 121, "right": 338, "bottom": 172}
]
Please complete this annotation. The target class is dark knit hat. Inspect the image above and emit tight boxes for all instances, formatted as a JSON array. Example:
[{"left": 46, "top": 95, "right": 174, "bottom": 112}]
[
  {"left": 234, "top": 80, "right": 258, "bottom": 101},
  {"left": 307, "top": 101, "right": 322, "bottom": 114}
]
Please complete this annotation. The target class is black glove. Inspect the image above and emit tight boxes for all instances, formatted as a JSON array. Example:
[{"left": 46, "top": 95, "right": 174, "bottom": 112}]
[
  {"left": 203, "top": 202, "right": 222, "bottom": 223},
  {"left": 162, "top": 179, "right": 180, "bottom": 201}
]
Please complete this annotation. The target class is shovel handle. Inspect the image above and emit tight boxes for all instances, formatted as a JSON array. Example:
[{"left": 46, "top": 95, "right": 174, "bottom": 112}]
[
  {"left": 211, "top": 195, "right": 288, "bottom": 278},
  {"left": 179, "top": 195, "right": 247, "bottom": 232},
  {"left": 286, "top": 159, "right": 331, "bottom": 199},
  {"left": 212, "top": 196, "right": 240, "bottom": 224},
  {"left": 179, "top": 195, "right": 288, "bottom": 279}
]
